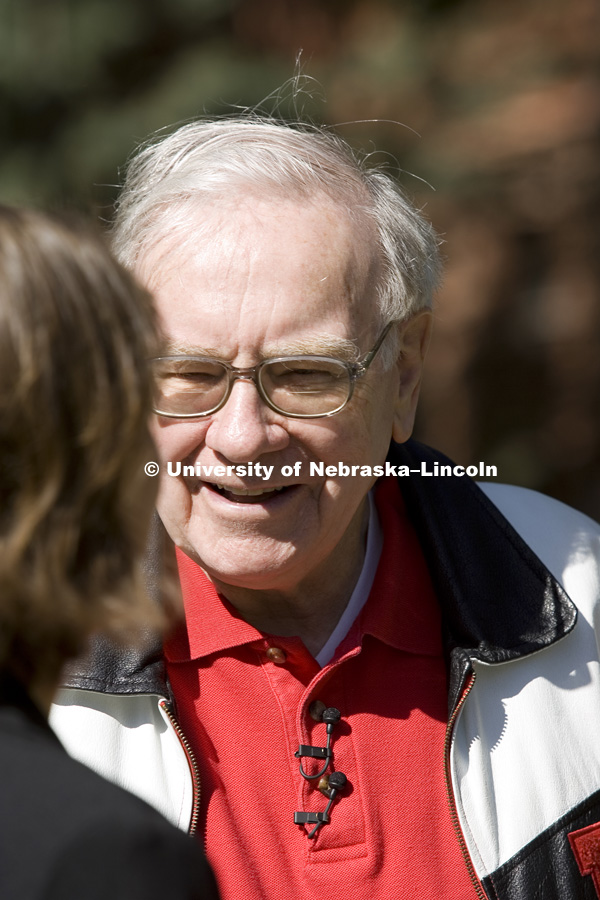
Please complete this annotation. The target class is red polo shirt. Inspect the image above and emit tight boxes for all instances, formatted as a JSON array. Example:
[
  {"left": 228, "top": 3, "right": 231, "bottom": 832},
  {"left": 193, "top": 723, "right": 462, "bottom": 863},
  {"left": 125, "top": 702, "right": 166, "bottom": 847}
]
[{"left": 164, "top": 478, "right": 480, "bottom": 899}]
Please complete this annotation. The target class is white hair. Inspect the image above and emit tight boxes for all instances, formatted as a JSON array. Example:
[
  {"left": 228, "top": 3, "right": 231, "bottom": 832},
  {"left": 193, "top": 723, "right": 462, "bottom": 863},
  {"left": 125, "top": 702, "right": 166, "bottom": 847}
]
[{"left": 111, "top": 117, "right": 441, "bottom": 344}]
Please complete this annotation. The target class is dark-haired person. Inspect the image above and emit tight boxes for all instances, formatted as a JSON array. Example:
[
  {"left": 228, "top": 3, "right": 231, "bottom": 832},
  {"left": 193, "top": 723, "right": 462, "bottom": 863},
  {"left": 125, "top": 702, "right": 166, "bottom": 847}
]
[
  {"left": 51, "top": 120, "right": 600, "bottom": 900},
  {"left": 0, "top": 206, "right": 219, "bottom": 900}
]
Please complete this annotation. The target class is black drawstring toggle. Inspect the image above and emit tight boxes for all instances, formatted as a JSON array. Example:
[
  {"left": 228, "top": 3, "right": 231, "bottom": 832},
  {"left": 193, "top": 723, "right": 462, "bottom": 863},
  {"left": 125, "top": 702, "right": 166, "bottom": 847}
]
[
  {"left": 295, "top": 708, "right": 347, "bottom": 839},
  {"left": 293, "top": 811, "right": 330, "bottom": 825},
  {"left": 305, "top": 771, "right": 348, "bottom": 839},
  {"left": 295, "top": 744, "right": 331, "bottom": 760},
  {"left": 296, "top": 707, "right": 341, "bottom": 781}
]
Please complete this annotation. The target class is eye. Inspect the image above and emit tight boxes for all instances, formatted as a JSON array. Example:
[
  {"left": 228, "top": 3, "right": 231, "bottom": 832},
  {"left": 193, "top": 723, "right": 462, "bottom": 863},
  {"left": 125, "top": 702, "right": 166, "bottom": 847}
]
[
  {"left": 155, "top": 359, "right": 226, "bottom": 391},
  {"left": 265, "top": 359, "right": 347, "bottom": 391}
]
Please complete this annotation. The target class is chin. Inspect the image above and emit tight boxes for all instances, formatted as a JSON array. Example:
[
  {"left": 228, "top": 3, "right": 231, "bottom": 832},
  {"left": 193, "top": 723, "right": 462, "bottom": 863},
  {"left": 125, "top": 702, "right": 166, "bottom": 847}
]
[
  {"left": 188, "top": 533, "right": 307, "bottom": 591},
  {"left": 203, "top": 560, "right": 303, "bottom": 594}
]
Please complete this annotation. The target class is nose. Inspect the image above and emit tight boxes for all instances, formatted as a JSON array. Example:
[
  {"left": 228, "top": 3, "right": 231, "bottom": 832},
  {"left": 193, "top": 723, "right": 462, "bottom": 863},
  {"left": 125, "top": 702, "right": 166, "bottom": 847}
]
[{"left": 204, "top": 378, "right": 289, "bottom": 462}]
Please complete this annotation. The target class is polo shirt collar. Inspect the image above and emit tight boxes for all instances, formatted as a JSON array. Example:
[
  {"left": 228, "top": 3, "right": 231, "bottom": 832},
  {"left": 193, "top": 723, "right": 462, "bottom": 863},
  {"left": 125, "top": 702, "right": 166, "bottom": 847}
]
[
  {"left": 164, "top": 551, "right": 263, "bottom": 662},
  {"left": 356, "top": 476, "right": 442, "bottom": 658}
]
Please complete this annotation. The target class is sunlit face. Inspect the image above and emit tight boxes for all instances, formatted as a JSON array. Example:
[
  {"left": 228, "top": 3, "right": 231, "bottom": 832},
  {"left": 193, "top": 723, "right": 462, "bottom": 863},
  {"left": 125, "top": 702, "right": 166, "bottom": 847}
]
[{"left": 142, "top": 195, "right": 413, "bottom": 593}]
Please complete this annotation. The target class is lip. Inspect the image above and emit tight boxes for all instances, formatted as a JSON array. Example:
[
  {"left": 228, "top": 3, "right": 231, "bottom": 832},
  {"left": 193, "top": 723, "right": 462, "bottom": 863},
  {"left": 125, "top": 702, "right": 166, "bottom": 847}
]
[
  {"left": 195, "top": 481, "right": 302, "bottom": 508},
  {"left": 210, "top": 482, "right": 287, "bottom": 496}
]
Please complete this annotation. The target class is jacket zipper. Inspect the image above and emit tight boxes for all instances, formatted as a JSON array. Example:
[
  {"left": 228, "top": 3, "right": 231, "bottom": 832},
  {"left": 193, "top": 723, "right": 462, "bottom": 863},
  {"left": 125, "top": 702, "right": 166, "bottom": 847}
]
[
  {"left": 444, "top": 671, "right": 488, "bottom": 900},
  {"left": 159, "top": 698, "right": 201, "bottom": 836}
]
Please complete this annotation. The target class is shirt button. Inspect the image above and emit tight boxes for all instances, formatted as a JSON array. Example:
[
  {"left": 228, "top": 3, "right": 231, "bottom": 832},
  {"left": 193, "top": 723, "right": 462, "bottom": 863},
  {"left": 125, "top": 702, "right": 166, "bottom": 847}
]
[
  {"left": 309, "top": 700, "right": 326, "bottom": 721},
  {"left": 266, "top": 646, "right": 287, "bottom": 664},
  {"left": 318, "top": 775, "right": 330, "bottom": 794}
]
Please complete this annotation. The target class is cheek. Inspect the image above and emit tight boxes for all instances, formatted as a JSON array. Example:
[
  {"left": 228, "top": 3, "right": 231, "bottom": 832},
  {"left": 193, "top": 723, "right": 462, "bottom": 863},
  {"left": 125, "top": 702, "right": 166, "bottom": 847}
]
[
  {"left": 291, "top": 405, "right": 391, "bottom": 475},
  {"left": 353, "top": 394, "right": 397, "bottom": 460},
  {"left": 150, "top": 418, "right": 210, "bottom": 463},
  {"left": 334, "top": 409, "right": 392, "bottom": 464}
]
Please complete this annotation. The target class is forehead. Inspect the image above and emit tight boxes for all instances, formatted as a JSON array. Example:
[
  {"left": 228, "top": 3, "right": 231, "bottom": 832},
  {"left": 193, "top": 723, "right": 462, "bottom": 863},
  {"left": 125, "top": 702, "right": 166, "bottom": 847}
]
[{"left": 139, "top": 194, "right": 381, "bottom": 354}]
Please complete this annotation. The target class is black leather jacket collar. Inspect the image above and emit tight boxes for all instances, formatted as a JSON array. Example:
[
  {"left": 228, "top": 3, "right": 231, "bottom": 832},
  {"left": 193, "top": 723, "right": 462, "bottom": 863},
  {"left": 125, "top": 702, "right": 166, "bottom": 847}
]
[
  {"left": 391, "top": 441, "right": 576, "bottom": 710},
  {"left": 62, "top": 440, "right": 576, "bottom": 713}
]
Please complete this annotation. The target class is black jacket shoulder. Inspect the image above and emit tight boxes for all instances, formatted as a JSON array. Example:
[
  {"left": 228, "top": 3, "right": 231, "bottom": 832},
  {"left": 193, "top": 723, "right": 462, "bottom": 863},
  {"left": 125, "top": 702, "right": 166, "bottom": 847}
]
[{"left": 0, "top": 688, "right": 218, "bottom": 900}]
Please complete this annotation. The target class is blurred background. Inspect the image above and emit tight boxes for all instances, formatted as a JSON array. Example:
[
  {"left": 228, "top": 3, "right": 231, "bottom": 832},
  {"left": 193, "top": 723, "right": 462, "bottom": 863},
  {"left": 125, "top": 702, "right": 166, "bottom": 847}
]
[{"left": 2, "top": 0, "right": 599, "bottom": 518}]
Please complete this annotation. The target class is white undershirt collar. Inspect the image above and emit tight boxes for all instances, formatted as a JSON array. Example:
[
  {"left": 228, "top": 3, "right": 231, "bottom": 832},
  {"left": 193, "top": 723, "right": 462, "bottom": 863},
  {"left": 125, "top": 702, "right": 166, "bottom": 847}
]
[{"left": 315, "top": 492, "right": 383, "bottom": 667}]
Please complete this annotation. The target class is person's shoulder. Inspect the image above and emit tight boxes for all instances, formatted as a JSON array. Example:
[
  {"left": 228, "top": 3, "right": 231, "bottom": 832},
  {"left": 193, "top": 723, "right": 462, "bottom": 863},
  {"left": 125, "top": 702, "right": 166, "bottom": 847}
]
[
  {"left": 52, "top": 745, "right": 217, "bottom": 896},
  {"left": 43, "top": 803, "right": 218, "bottom": 900},
  {"left": 478, "top": 482, "right": 600, "bottom": 542},
  {"left": 0, "top": 712, "right": 217, "bottom": 900},
  {"left": 477, "top": 482, "right": 600, "bottom": 602}
]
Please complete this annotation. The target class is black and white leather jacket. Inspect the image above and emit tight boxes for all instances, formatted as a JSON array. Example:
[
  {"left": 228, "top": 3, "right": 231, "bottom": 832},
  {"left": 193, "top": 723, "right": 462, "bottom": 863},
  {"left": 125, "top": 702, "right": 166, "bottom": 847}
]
[{"left": 51, "top": 441, "right": 600, "bottom": 900}]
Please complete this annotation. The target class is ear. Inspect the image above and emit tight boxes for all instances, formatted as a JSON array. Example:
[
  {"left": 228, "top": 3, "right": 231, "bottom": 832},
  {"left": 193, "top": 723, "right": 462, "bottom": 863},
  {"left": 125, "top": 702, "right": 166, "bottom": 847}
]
[{"left": 391, "top": 311, "right": 432, "bottom": 444}]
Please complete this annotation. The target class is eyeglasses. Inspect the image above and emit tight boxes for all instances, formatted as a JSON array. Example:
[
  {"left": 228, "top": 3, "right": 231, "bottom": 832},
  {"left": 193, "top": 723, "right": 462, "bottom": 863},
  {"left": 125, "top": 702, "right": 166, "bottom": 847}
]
[{"left": 151, "top": 322, "right": 394, "bottom": 420}]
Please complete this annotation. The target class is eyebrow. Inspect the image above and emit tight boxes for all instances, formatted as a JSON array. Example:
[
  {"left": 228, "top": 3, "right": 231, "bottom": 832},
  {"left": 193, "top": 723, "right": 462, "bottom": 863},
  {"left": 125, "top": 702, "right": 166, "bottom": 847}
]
[
  {"left": 163, "top": 335, "right": 361, "bottom": 362},
  {"left": 266, "top": 336, "right": 360, "bottom": 361},
  {"left": 164, "top": 341, "right": 228, "bottom": 358}
]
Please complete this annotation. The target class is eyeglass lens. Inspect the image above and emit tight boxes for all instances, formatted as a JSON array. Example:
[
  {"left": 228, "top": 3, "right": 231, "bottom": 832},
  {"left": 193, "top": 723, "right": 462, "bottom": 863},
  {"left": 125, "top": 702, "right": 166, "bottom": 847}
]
[{"left": 152, "top": 357, "right": 352, "bottom": 417}]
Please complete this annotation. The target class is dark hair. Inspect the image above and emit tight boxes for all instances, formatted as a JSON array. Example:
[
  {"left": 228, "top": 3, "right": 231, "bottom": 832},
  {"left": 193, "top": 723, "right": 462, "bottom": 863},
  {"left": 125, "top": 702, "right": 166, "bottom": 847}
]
[{"left": 0, "top": 206, "right": 162, "bottom": 688}]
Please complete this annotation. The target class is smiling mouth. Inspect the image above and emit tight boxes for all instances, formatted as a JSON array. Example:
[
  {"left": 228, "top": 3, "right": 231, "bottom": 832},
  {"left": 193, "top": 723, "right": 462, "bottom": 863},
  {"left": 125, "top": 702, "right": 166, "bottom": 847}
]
[{"left": 205, "top": 483, "right": 296, "bottom": 504}]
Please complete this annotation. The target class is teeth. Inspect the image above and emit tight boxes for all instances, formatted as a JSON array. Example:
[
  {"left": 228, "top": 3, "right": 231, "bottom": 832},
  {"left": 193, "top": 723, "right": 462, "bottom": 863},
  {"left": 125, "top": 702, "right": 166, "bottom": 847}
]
[{"left": 215, "top": 484, "right": 284, "bottom": 496}]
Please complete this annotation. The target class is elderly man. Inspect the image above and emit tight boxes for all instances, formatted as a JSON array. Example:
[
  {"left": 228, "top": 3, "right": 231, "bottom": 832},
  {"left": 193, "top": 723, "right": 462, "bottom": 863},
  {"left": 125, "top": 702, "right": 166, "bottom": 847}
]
[{"left": 52, "top": 118, "right": 600, "bottom": 900}]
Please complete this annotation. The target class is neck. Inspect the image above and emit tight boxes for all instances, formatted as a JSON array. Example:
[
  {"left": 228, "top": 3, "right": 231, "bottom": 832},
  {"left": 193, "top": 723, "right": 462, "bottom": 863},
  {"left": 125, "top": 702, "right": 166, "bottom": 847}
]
[
  {"left": 212, "top": 501, "right": 370, "bottom": 658},
  {"left": 29, "top": 679, "right": 59, "bottom": 718},
  {"left": 0, "top": 668, "right": 57, "bottom": 719}
]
